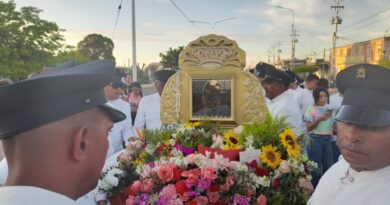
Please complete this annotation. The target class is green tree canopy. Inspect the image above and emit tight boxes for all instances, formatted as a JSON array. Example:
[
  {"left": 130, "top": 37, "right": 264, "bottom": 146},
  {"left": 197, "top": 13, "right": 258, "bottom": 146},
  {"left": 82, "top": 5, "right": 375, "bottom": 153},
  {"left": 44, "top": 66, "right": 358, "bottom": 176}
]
[
  {"left": 77, "top": 33, "right": 115, "bottom": 62},
  {"left": 0, "top": 1, "right": 64, "bottom": 79},
  {"left": 159, "top": 46, "right": 184, "bottom": 70},
  {"left": 292, "top": 65, "right": 320, "bottom": 74}
]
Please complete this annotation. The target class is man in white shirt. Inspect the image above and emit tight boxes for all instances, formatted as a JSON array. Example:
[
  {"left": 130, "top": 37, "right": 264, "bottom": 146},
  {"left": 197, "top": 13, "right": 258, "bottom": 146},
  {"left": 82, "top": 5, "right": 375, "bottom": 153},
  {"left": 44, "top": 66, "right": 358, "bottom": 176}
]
[
  {"left": 134, "top": 70, "right": 176, "bottom": 130},
  {"left": 300, "top": 73, "right": 319, "bottom": 116},
  {"left": 329, "top": 91, "right": 344, "bottom": 162},
  {"left": 257, "top": 65, "right": 305, "bottom": 136},
  {"left": 309, "top": 64, "right": 390, "bottom": 205},
  {"left": 0, "top": 60, "right": 126, "bottom": 205},
  {"left": 104, "top": 77, "right": 135, "bottom": 157}
]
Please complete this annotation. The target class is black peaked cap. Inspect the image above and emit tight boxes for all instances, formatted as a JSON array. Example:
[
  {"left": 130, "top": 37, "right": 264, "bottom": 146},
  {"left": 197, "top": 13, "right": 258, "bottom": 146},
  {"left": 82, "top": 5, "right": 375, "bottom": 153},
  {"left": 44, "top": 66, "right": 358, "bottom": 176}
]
[
  {"left": 0, "top": 60, "right": 126, "bottom": 139},
  {"left": 336, "top": 64, "right": 390, "bottom": 126}
]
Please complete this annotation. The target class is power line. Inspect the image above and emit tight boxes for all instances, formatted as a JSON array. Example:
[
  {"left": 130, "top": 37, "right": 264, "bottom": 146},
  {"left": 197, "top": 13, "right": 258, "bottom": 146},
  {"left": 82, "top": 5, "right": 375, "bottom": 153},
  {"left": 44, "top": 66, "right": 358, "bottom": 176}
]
[
  {"left": 339, "top": 9, "right": 390, "bottom": 32},
  {"left": 112, "top": 0, "right": 123, "bottom": 38},
  {"left": 168, "top": 0, "right": 204, "bottom": 34}
]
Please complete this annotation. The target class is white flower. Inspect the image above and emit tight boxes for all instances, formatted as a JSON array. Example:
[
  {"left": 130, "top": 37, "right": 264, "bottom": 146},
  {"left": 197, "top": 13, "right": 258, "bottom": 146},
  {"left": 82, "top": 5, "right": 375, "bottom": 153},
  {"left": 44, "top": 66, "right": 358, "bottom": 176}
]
[
  {"left": 273, "top": 169, "right": 282, "bottom": 178},
  {"left": 99, "top": 168, "right": 124, "bottom": 190},
  {"left": 255, "top": 175, "right": 271, "bottom": 187},
  {"left": 145, "top": 144, "right": 155, "bottom": 155},
  {"left": 244, "top": 135, "right": 255, "bottom": 149}
]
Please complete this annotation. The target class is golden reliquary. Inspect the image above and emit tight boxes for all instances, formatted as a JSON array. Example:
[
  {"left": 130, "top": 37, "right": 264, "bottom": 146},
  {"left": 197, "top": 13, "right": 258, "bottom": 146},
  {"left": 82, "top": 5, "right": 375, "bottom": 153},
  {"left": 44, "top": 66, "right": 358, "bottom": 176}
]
[{"left": 161, "top": 34, "right": 268, "bottom": 128}]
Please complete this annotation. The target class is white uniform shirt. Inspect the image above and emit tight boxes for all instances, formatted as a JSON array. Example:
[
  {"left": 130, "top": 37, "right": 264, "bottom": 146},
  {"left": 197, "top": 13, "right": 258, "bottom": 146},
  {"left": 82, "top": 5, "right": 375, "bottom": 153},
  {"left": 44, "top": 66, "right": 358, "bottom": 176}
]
[
  {"left": 0, "top": 186, "right": 77, "bottom": 205},
  {"left": 308, "top": 157, "right": 390, "bottom": 205},
  {"left": 134, "top": 93, "right": 161, "bottom": 130},
  {"left": 329, "top": 93, "right": 343, "bottom": 112},
  {"left": 107, "top": 98, "right": 134, "bottom": 157},
  {"left": 291, "top": 86, "right": 305, "bottom": 114},
  {"left": 267, "top": 89, "right": 306, "bottom": 135},
  {"left": 0, "top": 158, "right": 95, "bottom": 205},
  {"left": 300, "top": 88, "right": 315, "bottom": 116}
]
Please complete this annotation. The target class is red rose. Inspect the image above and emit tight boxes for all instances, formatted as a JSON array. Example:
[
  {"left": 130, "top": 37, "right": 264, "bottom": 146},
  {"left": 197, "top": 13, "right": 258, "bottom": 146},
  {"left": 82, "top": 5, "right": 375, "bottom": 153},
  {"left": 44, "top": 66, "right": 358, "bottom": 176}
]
[
  {"left": 175, "top": 180, "right": 187, "bottom": 194},
  {"left": 173, "top": 167, "right": 183, "bottom": 181},
  {"left": 156, "top": 144, "right": 166, "bottom": 154},
  {"left": 126, "top": 180, "right": 141, "bottom": 196},
  {"left": 109, "top": 194, "right": 125, "bottom": 205},
  {"left": 210, "top": 183, "right": 219, "bottom": 192},
  {"left": 185, "top": 201, "right": 197, "bottom": 205},
  {"left": 215, "top": 201, "right": 225, "bottom": 205},
  {"left": 273, "top": 179, "right": 281, "bottom": 189}
]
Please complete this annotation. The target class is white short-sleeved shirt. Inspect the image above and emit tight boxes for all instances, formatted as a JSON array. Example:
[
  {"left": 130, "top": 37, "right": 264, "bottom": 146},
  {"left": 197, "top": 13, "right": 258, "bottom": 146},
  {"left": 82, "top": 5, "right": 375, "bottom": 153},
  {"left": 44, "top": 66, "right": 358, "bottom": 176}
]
[
  {"left": 308, "top": 157, "right": 390, "bottom": 205},
  {"left": 106, "top": 99, "right": 135, "bottom": 157},
  {"left": 267, "top": 89, "right": 306, "bottom": 135},
  {"left": 134, "top": 93, "right": 161, "bottom": 130},
  {"left": 0, "top": 186, "right": 77, "bottom": 205},
  {"left": 300, "top": 88, "right": 315, "bottom": 116}
]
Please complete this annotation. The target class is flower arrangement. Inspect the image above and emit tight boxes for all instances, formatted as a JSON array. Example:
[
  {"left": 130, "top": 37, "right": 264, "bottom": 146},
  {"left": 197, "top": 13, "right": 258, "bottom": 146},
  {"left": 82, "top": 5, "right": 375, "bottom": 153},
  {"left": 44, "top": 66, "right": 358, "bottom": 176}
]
[{"left": 98, "top": 115, "right": 316, "bottom": 205}]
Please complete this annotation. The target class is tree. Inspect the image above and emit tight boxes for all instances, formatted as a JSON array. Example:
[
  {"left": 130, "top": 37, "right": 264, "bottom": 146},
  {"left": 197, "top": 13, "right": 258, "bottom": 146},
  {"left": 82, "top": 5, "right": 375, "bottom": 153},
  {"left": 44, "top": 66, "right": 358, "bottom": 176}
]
[
  {"left": 159, "top": 46, "right": 184, "bottom": 70},
  {"left": 51, "top": 45, "right": 90, "bottom": 65},
  {"left": 292, "top": 65, "right": 320, "bottom": 74},
  {"left": 77, "top": 33, "right": 115, "bottom": 62},
  {"left": 0, "top": 1, "right": 64, "bottom": 79}
]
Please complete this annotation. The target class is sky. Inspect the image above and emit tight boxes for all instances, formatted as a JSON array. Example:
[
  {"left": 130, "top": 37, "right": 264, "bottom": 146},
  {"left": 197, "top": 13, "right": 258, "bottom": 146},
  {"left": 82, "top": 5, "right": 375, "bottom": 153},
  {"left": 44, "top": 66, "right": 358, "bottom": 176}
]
[{"left": 13, "top": 0, "right": 390, "bottom": 69}]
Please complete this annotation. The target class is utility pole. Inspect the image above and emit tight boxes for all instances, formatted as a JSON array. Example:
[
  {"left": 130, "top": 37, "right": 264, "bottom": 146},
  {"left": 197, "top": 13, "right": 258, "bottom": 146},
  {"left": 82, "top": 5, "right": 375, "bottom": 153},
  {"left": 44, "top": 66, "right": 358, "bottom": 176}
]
[
  {"left": 276, "top": 6, "right": 298, "bottom": 70},
  {"left": 330, "top": 0, "right": 344, "bottom": 80},
  {"left": 322, "top": 48, "right": 326, "bottom": 78},
  {"left": 271, "top": 41, "right": 283, "bottom": 68},
  {"left": 131, "top": 0, "right": 137, "bottom": 81}
]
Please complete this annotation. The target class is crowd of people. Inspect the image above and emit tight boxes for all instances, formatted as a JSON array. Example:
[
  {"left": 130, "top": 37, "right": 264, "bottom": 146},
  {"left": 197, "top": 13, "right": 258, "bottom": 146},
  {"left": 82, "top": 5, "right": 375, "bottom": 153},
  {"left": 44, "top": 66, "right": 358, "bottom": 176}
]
[{"left": 0, "top": 60, "right": 389, "bottom": 205}]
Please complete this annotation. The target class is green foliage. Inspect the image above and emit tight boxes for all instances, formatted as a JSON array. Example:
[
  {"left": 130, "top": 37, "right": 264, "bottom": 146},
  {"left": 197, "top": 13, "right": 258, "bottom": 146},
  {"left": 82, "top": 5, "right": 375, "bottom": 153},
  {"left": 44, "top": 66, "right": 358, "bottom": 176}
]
[
  {"left": 292, "top": 65, "right": 320, "bottom": 74},
  {"left": 77, "top": 33, "right": 115, "bottom": 62},
  {"left": 51, "top": 46, "right": 90, "bottom": 65},
  {"left": 159, "top": 46, "right": 184, "bottom": 70},
  {"left": 0, "top": 1, "right": 64, "bottom": 79},
  {"left": 242, "top": 113, "right": 289, "bottom": 149}
]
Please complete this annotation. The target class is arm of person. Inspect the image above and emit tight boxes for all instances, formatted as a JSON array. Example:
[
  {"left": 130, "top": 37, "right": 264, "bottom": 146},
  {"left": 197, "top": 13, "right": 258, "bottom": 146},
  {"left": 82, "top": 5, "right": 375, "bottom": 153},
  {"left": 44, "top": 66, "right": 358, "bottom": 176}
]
[{"left": 305, "top": 110, "right": 332, "bottom": 132}]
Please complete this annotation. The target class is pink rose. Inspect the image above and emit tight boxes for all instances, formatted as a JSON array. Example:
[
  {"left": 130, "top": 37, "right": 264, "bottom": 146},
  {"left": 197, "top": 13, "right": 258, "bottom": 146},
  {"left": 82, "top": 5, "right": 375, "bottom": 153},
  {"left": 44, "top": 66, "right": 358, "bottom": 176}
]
[
  {"left": 127, "top": 180, "right": 141, "bottom": 196},
  {"left": 298, "top": 177, "right": 314, "bottom": 195},
  {"left": 195, "top": 196, "right": 208, "bottom": 205},
  {"left": 257, "top": 194, "right": 267, "bottom": 205},
  {"left": 167, "top": 199, "right": 184, "bottom": 205},
  {"left": 158, "top": 165, "right": 174, "bottom": 182},
  {"left": 140, "top": 178, "right": 154, "bottom": 192},
  {"left": 201, "top": 166, "right": 218, "bottom": 180},
  {"left": 118, "top": 152, "right": 132, "bottom": 161},
  {"left": 207, "top": 192, "right": 220, "bottom": 203},
  {"left": 126, "top": 195, "right": 136, "bottom": 205},
  {"left": 278, "top": 160, "right": 291, "bottom": 173}
]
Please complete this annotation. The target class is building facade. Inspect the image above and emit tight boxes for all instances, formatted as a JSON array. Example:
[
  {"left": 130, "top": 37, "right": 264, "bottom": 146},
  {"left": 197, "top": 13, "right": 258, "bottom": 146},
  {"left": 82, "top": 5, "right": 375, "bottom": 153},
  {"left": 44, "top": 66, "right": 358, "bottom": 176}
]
[{"left": 331, "top": 36, "right": 390, "bottom": 72}]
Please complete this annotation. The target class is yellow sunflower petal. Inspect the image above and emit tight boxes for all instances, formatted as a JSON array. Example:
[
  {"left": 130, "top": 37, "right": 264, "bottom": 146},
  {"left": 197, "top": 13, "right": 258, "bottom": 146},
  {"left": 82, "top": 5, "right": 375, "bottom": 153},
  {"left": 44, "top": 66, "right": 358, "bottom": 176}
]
[
  {"left": 287, "top": 143, "right": 301, "bottom": 158},
  {"left": 260, "top": 145, "right": 282, "bottom": 169},
  {"left": 279, "top": 128, "right": 298, "bottom": 149}
]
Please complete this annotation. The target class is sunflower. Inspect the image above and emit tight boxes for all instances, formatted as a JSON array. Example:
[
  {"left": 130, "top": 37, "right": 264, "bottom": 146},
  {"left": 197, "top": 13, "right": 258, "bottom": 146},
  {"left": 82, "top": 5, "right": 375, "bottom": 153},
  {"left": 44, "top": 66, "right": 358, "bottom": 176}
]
[
  {"left": 279, "top": 128, "right": 298, "bottom": 149},
  {"left": 223, "top": 130, "right": 241, "bottom": 150},
  {"left": 260, "top": 145, "right": 282, "bottom": 169},
  {"left": 286, "top": 142, "right": 301, "bottom": 158}
]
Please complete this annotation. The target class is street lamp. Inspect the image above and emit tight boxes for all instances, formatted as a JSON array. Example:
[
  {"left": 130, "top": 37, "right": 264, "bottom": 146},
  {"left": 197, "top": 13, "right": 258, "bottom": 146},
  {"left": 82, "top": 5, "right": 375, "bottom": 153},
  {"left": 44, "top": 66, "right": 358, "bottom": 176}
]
[
  {"left": 190, "top": 17, "right": 235, "bottom": 33},
  {"left": 276, "top": 5, "right": 298, "bottom": 70}
]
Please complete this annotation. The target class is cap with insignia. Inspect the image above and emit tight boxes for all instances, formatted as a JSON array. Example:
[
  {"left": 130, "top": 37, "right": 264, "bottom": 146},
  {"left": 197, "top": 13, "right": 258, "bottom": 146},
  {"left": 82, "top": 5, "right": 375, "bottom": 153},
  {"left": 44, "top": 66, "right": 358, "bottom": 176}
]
[
  {"left": 0, "top": 60, "right": 126, "bottom": 139},
  {"left": 336, "top": 63, "right": 390, "bottom": 126},
  {"left": 259, "top": 66, "right": 293, "bottom": 87}
]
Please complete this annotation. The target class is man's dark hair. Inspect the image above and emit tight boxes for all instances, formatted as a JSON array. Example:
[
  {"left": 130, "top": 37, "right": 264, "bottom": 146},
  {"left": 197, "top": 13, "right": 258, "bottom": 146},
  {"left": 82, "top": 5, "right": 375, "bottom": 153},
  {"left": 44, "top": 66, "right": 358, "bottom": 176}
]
[
  {"left": 306, "top": 73, "right": 319, "bottom": 82},
  {"left": 318, "top": 78, "right": 329, "bottom": 90}
]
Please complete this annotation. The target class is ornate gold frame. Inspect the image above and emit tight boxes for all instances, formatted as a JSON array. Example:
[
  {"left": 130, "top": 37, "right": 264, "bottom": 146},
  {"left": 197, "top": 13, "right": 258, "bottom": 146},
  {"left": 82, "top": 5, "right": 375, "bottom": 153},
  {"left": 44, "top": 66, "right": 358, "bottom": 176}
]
[{"left": 161, "top": 34, "right": 267, "bottom": 127}]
